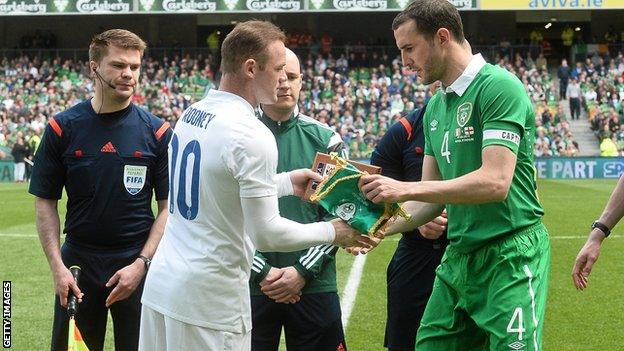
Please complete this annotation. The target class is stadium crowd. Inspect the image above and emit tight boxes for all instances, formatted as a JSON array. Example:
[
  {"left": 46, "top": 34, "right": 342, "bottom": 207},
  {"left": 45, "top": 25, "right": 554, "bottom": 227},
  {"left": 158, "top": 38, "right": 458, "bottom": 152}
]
[
  {"left": 572, "top": 53, "right": 624, "bottom": 156},
  {"left": 4, "top": 43, "right": 622, "bottom": 174}
]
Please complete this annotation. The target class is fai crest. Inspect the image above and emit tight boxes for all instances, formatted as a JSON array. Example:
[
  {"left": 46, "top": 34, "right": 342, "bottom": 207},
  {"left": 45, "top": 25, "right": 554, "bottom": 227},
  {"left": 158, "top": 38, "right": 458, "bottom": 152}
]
[
  {"left": 456, "top": 102, "right": 473, "bottom": 127},
  {"left": 336, "top": 202, "right": 356, "bottom": 221},
  {"left": 124, "top": 165, "right": 147, "bottom": 195}
]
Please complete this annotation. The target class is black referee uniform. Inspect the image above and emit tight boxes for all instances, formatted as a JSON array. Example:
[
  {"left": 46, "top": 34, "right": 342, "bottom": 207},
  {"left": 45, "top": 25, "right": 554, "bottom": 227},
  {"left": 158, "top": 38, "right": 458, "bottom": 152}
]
[
  {"left": 370, "top": 107, "right": 448, "bottom": 351},
  {"left": 29, "top": 100, "right": 171, "bottom": 351}
]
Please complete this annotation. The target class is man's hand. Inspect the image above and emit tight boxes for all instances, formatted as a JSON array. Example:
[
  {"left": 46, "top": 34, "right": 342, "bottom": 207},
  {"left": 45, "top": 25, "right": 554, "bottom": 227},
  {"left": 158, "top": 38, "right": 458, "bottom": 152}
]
[
  {"left": 259, "top": 267, "right": 284, "bottom": 289},
  {"left": 52, "top": 266, "right": 83, "bottom": 308},
  {"left": 289, "top": 169, "right": 323, "bottom": 198},
  {"left": 359, "top": 174, "right": 412, "bottom": 204},
  {"left": 419, "top": 210, "right": 447, "bottom": 240},
  {"left": 345, "top": 236, "right": 382, "bottom": 256},
  {"left": 261, "top": 267, "right": 306, "bottom": 304},
  {"left": 572, "top": 230, "right": 605, "bottom": 290},
  {"left": 331, "top": 219, "right": 378, "bottom": 249},
  {"left": 105, "top": 259, "right": 146, "bottom": 307}
]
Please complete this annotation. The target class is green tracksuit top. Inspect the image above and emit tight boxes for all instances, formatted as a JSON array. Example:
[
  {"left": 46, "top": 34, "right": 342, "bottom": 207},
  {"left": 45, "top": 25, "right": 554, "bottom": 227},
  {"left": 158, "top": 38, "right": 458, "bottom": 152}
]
[{"left": 249, "top": 111, "right": 345, "bottom": 295}]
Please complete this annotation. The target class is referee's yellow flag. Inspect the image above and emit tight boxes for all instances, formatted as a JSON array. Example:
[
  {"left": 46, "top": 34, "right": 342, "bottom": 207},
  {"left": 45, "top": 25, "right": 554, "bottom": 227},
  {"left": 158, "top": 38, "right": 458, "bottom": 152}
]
[{"left": 68, "top": 318, "right": 89, "bottom": 351}]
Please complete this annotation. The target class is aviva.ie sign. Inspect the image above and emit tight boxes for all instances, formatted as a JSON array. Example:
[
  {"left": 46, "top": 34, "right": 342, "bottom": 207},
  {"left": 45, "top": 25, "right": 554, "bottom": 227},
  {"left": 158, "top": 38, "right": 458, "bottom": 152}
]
[
  {"left": 535, "top": 157, "right": 624, "bottom": 179},
  {"left": 481, "top": 0, "right": 621, "bottom": 10}
]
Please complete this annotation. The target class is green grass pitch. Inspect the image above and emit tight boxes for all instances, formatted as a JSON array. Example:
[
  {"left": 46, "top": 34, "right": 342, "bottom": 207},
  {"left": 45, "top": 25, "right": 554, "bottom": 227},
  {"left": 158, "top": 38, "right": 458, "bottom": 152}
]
[{"left": 1, "top": 180, "right": 623, "bottom": 350}]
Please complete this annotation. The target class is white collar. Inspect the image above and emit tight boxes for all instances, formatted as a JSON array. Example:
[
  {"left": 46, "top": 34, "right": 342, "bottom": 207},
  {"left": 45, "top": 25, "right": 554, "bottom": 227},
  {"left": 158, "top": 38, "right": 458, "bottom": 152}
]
[{"left": 443, "top": 54, "right": 486, "bottom": 97}]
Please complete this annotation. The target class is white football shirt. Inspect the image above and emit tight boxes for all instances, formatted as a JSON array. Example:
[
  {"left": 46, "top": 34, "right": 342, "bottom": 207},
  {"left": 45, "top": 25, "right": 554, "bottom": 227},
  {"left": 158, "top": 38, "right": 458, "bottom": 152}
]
[
  {"left": 142, "top": 90, "right": 279, "bottom": 333},
  {"left": 143, "top": 88, "right": 336, "bottom": 333}
]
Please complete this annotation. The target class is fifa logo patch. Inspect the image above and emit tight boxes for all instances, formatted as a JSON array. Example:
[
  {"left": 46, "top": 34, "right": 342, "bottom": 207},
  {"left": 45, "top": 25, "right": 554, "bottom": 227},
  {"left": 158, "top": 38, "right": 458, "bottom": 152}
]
[
  {"left": 124, "top": 165, "right": 147, "bottom": 195},
  {"left": 336, "top": 202, "right": 356, "bottom": 221}
]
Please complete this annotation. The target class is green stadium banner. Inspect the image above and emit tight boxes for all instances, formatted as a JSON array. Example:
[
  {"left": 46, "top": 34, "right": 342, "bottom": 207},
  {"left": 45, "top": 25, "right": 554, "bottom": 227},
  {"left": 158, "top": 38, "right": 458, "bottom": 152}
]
[
  {"left": 0, "top": 0, "right": 474, "bottom": 14},
  {"left": 308, "top": 0, "right": 476, "bottom": 11},
  {"left": 535, "top": 157, "right": 624, "bottom": 179},
  {"left": 0, "top": 161, "right": 15, "bottom": 182},
  {"left": 0, "top": 0, "right": 132, "bottom": 15},
  {"left": 481, "top": 0, "right": 623, "bottom": 10},
  {"left": 0, "top": 0, "right": 48, "bottom": 15},
  {"left": 137, "top": 0, "right": 304, "bottom": 12}
]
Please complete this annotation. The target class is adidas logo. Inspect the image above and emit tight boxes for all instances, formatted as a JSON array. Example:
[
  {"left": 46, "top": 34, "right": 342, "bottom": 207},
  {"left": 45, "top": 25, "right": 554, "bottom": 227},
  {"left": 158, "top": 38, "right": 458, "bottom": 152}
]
[{"left": 101, "top": 141, "right": 117, "bottom": 153}]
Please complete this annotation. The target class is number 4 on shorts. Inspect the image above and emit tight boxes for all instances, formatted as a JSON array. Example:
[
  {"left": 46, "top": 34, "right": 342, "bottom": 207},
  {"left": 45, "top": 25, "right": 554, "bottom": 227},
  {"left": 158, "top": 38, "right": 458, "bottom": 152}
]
[{"left": 507, "top": 307, "right": 525, "bottom": 341}]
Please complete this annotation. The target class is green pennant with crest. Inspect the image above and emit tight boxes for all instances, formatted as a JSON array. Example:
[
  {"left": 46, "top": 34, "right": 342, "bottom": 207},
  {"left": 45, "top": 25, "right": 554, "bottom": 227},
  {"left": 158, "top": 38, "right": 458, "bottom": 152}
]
[{"left": 310, "top": 154, "right": 409, "bottom": 237}]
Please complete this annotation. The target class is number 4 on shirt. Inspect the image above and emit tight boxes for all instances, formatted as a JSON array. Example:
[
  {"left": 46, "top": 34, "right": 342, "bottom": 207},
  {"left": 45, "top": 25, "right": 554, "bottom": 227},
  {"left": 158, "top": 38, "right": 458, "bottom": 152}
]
[{"left": 441, "top": 131, "right": 451, "bottom": 164}]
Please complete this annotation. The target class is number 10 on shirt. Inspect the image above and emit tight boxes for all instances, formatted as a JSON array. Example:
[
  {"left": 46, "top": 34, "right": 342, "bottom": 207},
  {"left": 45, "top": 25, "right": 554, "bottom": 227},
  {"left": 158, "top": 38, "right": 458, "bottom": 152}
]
[{"left": 169, "top": 134, "right": 202, "bottom": 220}]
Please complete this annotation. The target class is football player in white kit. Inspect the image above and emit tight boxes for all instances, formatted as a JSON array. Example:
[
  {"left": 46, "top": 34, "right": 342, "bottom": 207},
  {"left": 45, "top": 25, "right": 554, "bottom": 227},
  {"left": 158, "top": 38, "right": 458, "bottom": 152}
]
[{"left": 139, "top": 21, "right": 376, "bottom": 351}]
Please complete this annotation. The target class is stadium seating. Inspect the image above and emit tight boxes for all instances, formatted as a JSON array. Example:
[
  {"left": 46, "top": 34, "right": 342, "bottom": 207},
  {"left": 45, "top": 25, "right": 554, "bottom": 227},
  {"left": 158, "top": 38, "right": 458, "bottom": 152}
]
[{"left": 2, "top": 47, "right": 610, "bottom": 161}]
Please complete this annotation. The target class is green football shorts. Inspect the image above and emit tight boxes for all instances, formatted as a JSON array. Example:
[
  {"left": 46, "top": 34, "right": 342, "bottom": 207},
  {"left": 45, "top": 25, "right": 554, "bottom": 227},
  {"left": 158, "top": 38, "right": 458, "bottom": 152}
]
[{"left": 415, "top": 222, "right": 550, "bottom": 351}]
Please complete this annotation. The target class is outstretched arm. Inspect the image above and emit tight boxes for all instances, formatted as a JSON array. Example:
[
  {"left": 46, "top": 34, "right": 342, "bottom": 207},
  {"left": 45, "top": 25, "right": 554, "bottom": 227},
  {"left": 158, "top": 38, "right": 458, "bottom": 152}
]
[
  {"left": 572, "top": 175, "right": 624, "bottom": 290},
  {"left": 360, "top": 146, "right": 517, "bottom": 205}
]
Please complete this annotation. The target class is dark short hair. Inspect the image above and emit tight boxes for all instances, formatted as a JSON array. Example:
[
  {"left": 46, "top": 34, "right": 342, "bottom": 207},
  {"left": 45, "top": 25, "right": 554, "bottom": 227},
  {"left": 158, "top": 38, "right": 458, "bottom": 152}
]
[
  {"left": 221, "top": 20, "right": 286, "bottom": 74},
  {"left": 392, "top": 0, "right": 464, "bottom": 43},
  {"left": 89, "top": 29, "right": 147, "bottom": 63}
]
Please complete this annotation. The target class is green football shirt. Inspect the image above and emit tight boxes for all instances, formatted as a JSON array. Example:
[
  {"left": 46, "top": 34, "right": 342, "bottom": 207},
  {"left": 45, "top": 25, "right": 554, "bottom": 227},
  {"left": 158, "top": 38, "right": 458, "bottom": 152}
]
[{"left": 424, "top": 56, "right": 544, "bottom": 253}]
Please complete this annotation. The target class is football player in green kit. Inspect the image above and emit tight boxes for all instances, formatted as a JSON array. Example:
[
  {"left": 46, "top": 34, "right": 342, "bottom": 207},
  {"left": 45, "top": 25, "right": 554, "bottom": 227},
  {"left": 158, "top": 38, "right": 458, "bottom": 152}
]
[{"left": 359, "top": 1, "right": 550, "bottom": 350}]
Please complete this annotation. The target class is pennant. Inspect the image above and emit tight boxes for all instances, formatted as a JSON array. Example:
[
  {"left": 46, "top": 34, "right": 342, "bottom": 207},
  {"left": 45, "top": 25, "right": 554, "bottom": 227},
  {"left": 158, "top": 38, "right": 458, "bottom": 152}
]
[{"left": 310, "top": 154, "right": 409, "bottom": 237}]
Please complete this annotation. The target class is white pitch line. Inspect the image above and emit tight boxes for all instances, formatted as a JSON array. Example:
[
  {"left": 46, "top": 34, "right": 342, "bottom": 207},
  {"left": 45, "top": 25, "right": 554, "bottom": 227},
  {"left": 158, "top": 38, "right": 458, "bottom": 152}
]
[
  {"left": 340, "top": 253, "right": 367, "bottom": 329},
  {"left": 0, "top": 233, "right": 67, "bottom": 238},
  {"left": 0, "top": 233, "right": 39, "bottom": 238}
]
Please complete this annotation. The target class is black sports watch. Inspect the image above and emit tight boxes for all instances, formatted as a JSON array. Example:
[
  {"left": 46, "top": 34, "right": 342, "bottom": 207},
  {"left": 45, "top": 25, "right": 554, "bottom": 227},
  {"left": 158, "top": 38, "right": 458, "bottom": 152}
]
[
  {"left": 591, "top": 221, "right": 611, "bottom": 238},
  {"left": 137, "top": 255, "right": 151, "bottom": 270}
]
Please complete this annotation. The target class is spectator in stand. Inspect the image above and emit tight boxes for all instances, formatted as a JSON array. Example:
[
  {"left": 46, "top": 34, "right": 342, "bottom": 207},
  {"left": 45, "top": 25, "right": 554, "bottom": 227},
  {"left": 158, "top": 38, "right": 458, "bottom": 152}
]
[
  {"left": 571, "top": 61, "right": 583, "bottom": 79},
  {"left": 535, "top": 52, "right": 547, "bottom": 71},
  {"left": 567, "top": 77, "right": 582, "bottom": 120},
  {"left": 558, "top": 59, "right": 571, "bottom": 100},
  {"left": 11, "top": 135, "right": 29, "bottom": 182},
  {"left": 600, "top": 133, "right": 619, "bottom": 156},
  {"left": 615, "top": 124, "right": 624, "bottom": 155}
]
